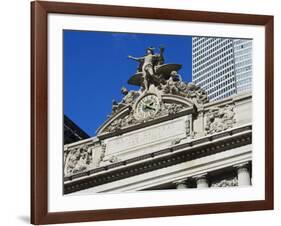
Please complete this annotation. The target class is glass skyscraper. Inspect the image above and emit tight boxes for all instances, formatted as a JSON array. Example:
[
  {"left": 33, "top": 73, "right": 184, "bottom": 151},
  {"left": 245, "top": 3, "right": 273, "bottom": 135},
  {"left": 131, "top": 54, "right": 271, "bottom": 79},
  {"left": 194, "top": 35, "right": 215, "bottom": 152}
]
[{"left": 192, "top": 37, "right": 252, "bottom": 101}]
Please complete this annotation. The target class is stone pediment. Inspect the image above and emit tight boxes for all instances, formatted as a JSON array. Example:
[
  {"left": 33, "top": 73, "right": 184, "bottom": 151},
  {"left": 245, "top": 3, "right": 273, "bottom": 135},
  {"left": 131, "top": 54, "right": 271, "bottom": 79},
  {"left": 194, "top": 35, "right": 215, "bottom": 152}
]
[{"left": 96, "top": 92, "right": 196, "bottom": 136}]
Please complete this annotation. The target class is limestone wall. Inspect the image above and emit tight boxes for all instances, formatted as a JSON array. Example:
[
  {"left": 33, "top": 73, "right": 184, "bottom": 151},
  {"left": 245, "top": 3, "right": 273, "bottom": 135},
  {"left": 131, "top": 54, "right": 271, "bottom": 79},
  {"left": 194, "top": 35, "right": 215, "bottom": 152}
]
[{"left": 63, "top": 92, "right": 252, "bottom": 178}]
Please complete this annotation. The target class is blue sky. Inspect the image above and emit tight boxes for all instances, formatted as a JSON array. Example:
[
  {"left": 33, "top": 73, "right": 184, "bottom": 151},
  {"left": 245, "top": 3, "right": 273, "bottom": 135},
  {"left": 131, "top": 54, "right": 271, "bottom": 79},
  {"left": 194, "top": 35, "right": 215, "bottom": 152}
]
[{"left": 64, "top": 30, "right": 192, "bottom": 136}]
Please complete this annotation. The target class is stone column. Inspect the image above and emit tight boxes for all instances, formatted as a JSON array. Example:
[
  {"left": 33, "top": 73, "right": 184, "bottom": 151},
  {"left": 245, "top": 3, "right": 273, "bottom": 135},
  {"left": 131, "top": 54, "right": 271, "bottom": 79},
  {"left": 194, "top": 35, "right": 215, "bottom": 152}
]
[
  {"left": 193, "top": 173, "right": 209, "bottom": 188},
  {"left": 234, "top": 162, "right": 251, "bottom": 186},
  {"left": 174, "top": 179, "right": 188, "bottom": 189}
]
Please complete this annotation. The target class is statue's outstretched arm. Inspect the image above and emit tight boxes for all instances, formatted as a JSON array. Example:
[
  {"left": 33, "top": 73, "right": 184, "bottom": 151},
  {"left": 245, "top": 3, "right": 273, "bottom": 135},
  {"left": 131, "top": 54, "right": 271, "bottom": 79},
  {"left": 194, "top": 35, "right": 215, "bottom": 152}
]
[{"left": 128, "top": 55, "right": 144, "bottom": 62}]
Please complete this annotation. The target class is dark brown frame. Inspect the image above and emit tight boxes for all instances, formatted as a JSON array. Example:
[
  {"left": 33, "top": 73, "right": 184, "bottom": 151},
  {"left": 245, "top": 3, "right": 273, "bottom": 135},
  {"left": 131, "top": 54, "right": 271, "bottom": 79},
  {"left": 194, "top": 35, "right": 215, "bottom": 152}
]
[{"left": 31, "top": 1, "right": 274, "bottom": 224}]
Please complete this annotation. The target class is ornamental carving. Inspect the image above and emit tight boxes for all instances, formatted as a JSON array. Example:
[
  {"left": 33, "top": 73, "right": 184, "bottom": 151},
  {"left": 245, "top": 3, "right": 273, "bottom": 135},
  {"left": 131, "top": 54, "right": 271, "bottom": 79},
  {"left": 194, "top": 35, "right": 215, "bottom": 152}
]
[
  {"left": 109, "top": 48, "right": 208, "bottom": 117},
  {"left": 105, "top": 112, "right": 137, "bottom": 133},
  {"left": 64, "top": 145, "right": 92, "bottom": 175},
  {"left": 97, "top": 141, "right": 107, "bottom": 163},
  {"left": 111, "top": 88, "right": 140, "bottom": 115},
  {"left": 161, "top": 71, "right": 208, "bottom": 105},
  {"left": 102, "top": 155, "right": 121, "bottom": 164},
  {"left": 121, "top": 87, "right": 140, "bottom": 105},
  {"left": 164, "top": 103, "right": 184, "bottom": 115},
  {"left": 185, "top": 119, "right": 191, "bottom": 135},
  {"left": 171, "top": 138, "right": 182, "bottom": 145},
  {"left": 205, "top": 104, "right": 236, "bottom": 134},
  {"left": 211, "top": 177, "right": 238, "bottom": 187},
  {"left": 96, "top": 47, "right": 212, "bottom": 135},
  {"left": 104, "top": 102, "right": 184, "bottom": 133}
]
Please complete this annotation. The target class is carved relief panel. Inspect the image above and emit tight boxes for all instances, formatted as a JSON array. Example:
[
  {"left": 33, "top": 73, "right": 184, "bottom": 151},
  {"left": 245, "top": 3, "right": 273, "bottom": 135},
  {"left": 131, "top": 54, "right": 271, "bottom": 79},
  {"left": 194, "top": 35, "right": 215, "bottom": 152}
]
[
  {"left": 64, "top": 141, "right": 106, "bottom": 176},
  {"left": 64, "top": 145, "right": 92, "bottom": 175},
  {"left": 205, "top": 104, "right": 236, "bottom": 135}
]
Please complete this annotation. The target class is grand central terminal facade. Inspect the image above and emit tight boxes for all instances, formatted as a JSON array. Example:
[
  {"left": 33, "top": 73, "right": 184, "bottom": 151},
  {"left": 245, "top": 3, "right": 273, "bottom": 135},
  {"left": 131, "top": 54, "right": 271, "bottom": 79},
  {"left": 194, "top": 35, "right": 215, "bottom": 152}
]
[{"left": 63, "top": 47, "right": 252, "bottom": 194}]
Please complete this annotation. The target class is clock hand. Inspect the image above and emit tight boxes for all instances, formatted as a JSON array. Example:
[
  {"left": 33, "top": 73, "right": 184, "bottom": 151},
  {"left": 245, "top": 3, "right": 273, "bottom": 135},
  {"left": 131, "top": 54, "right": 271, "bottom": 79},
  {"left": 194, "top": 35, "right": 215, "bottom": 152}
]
[{"left": 145, "top": 105, "right": 156, "bottom": 111}]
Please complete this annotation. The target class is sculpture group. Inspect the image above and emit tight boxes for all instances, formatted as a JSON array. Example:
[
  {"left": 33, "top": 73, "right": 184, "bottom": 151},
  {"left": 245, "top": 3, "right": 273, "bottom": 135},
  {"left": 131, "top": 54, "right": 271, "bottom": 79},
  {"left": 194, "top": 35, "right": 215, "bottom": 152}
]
[
  {"left": 128, "top": 47, "right": 207, "bottom": 101},
  {"left": 110, "top": 47, "right": 208, "bottom": 115},
  {"left": 128, "top": 47, "right": 166, "bottom": 91}
]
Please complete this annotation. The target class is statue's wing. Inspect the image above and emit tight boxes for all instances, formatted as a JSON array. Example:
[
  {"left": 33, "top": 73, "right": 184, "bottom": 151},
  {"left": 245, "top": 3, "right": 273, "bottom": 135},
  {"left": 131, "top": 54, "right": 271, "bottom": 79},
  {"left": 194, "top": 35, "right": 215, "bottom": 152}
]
[
  {"left": 127, "top": 64, "right": 182, "bottom": 86},
  {"left": 127, "top": 72, "right": 143, "bottom": 86},
  {"left": 155, "top": 64, "right": 182, "bottom": 79}
]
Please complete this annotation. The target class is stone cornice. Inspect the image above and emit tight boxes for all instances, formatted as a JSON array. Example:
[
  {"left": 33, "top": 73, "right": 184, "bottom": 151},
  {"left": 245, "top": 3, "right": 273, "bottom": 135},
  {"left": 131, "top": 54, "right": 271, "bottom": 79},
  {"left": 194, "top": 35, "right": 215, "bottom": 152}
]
[{"left": 64, "top": 125, "right": 252, "bottom": 194}]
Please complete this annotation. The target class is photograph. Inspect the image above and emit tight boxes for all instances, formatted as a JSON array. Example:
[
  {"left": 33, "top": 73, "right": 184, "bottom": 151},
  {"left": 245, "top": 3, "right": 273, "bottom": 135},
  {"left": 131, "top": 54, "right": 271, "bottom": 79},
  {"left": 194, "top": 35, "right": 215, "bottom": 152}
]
[
  {"left": 30, "top": 1, "right": 274, "bottom": 224},
  {"left": 63, "top": 31, "right": 253, "bottom": 194}
]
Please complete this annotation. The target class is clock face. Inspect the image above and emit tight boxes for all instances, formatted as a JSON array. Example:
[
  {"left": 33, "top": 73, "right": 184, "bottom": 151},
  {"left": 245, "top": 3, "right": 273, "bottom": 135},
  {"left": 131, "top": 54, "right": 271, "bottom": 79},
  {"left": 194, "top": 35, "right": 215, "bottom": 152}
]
[{"left": 134, "top": 94, "right": 160, "bottom": 120}]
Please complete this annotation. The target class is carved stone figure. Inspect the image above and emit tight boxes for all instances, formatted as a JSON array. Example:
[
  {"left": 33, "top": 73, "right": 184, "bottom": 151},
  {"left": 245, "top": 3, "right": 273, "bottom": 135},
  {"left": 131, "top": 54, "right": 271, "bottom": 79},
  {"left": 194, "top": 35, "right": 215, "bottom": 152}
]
[
  {"left": 161, "top": 71, "right": 181, "bottom": 94},
  {"left": 222, "top": 104, "right": 236, "bottom": 128},
  {"left": 186, "top": 83, "right": 208, "bottom": 104},
  {"left": 121, "top": 86, "right": 140, "bottom": 105},
  {"left": 100, "top": 47, "right": 210, "bottom": 134},
  {"left": 205, "top": 104, "right": 236, "bottom": 134},
  {"left": 106, "top": 112, "right": 137, "bottom": 133},
  {"left": 109, "top": 88, "right": 140, "bottom": 117},
  {"left": 111, "top": 99, "right": 119, "bottom": 114},
  {"left": 121, "top": 86, "right": 129, "bottom": 95},
  {"left": 166, "top": 103, "right": 184, "bottom": 115},
  {"left": 157, "top": 46, "right": 165, "bottom": 66},
  {"left": 64, "top": 146, "right": 92, "bottom": 175},
  {"left": 65, "top": 151, "right": 79, "bottom": 174},
  {"left": 128, "top": 47, "right": 165, "bottom": 91},
  {"left": 109, "top": 118, "right": 123, "bottom": 132},
  {"left": 161, "top": 72, "right": 208, "bottom": 105},
  {"left": 73, "top": 152, "right": 88, "bottom": 173}
]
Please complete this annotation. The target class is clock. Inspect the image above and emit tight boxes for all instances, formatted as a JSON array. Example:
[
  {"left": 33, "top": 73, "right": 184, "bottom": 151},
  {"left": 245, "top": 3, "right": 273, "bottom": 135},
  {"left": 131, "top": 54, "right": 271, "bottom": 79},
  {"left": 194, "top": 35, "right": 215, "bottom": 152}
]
[{"left": 134, "top": 94, "right": 160, "bottom": 120}]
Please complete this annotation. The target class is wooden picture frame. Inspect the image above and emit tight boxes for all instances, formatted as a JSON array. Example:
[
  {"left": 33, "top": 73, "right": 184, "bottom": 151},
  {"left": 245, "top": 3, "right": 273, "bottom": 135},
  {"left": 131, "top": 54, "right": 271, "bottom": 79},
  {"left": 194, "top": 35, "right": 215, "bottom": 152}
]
[{"left": 31, "top": 1, "right": 274, "bottom": 224}]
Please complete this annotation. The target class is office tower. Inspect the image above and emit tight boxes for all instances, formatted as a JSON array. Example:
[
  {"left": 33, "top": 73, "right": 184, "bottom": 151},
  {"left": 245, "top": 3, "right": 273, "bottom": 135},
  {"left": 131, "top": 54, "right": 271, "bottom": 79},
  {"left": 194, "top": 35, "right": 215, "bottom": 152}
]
[{"left": 192, "top": 37, "right": 252, "bottom": 101}]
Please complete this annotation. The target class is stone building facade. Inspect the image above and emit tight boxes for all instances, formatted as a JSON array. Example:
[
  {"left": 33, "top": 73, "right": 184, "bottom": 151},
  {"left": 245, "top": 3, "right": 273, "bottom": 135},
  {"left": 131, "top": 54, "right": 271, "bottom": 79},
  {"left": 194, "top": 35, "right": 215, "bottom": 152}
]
[{"left": 63, "top": 47, "right": 252, "bottom": 194}]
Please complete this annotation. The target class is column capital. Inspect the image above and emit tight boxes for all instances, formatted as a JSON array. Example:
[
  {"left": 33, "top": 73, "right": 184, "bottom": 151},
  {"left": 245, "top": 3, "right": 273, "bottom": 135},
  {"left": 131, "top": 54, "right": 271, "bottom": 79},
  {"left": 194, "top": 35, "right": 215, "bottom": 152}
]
[
  {"left": 233, "top": 161, "right": 250, "bottom": 170},
  {"left": 192, "top": 173, "right": 208, "bottom": 181},
  {"left": 173, "top": 178, "right": 188, "bottom": 185},
  {"left": 234, "top": 161, "right": 251, "bottom": 186},
  {"left": 193, "top": 173, "right": 209, "bottom": 188},
  {"left": 173, "top": 178, "right": 189, "bottom": 189}
]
